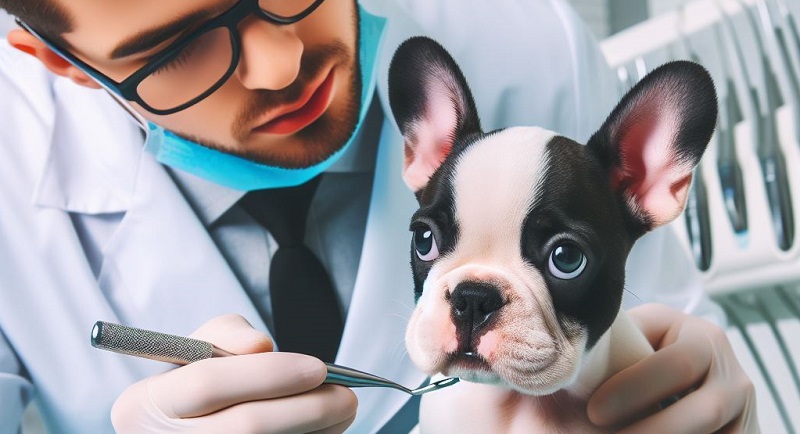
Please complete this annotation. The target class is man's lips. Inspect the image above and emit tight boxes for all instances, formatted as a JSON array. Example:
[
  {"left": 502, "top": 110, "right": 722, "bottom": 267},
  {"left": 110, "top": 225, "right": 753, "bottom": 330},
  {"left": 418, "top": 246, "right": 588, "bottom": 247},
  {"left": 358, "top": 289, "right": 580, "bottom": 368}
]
[{"left": 253, "top": 69, "right": 336, "bottom": 135}]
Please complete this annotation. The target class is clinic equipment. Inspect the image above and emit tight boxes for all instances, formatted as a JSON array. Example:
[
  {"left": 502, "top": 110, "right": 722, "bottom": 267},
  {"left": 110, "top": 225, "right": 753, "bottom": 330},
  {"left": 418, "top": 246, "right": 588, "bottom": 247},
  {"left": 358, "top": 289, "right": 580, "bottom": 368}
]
[
  {"left": 601, "top": 1, "right": 800, "bottom": 431},
  {"left": 90, "top": 321, "right": 459, "bottom": 396},
  {"left": 738, "top": 0, "right": 796, "bottom": 252}
]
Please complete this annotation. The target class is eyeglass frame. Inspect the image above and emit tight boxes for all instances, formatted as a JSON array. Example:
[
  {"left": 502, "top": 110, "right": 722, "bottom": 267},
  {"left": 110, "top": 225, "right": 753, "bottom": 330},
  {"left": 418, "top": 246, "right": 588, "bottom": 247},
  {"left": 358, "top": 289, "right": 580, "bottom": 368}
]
[{"left": 15, "top": 0, "right": 327, "bottom": 115}]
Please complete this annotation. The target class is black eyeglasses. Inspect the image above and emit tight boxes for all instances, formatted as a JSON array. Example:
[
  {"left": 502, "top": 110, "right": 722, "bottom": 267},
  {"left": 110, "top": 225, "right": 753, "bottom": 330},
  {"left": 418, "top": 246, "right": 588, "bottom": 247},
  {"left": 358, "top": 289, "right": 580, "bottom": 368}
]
[{"left": 16, "top": 0, "right": 326, "bottom": 115}]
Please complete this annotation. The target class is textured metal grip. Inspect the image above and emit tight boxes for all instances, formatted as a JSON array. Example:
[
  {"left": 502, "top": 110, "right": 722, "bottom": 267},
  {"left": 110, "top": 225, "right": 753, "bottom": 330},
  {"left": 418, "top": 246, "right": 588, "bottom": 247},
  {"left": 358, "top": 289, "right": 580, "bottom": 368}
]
[{"left": 91, "top": 321, "right": 212, "bottom": 365}]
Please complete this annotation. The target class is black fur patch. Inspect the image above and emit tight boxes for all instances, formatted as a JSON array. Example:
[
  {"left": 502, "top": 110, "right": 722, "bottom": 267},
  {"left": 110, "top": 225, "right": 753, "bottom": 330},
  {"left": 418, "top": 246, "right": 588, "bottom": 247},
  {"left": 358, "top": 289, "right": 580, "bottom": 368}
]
[
  {"left": 522, "top": 136, "right": 634, "bottom": 348},
  {"left": 408, "top": 132, "right": 497, "bottom": 301}
]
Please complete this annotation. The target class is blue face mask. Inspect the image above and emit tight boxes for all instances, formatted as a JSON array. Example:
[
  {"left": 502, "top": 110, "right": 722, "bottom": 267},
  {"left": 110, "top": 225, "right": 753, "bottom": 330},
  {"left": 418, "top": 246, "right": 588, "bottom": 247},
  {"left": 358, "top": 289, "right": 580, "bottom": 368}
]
[{"left": 143, "top": 7, "right": 386, "bottom": 191}]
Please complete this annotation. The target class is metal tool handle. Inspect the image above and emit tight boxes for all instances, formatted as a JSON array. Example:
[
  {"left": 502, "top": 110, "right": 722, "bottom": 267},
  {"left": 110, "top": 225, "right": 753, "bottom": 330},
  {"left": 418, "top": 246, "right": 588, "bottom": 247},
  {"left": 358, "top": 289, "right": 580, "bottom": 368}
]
[
  {"left": 91, "top": 321, "right": 235, "bottom": 365},
  {"left": 760, "top": 152, "right": 795, "bottom": 250},
  {"left": 717, "top": 82, "right": 749, "bottom": 236},
  {"left": 718, "top": 159, "right": 749, "bottom": 234},
  {"left": 685, "top": 167, "right": 714, "bottom": 271},
  {"left": 90, "top": 321, "right": 438, "bottom": 394}
]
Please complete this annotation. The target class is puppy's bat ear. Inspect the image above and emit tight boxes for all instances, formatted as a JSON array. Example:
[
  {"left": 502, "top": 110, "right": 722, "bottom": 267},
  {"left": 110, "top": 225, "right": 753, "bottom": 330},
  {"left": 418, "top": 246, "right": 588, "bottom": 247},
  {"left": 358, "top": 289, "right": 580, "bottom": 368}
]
[
  {"left": 388, "top": 36, "right": 482, "bottom": 193},
  {"left": 588, "top": 60, "right": 718, "bottom": 234}
]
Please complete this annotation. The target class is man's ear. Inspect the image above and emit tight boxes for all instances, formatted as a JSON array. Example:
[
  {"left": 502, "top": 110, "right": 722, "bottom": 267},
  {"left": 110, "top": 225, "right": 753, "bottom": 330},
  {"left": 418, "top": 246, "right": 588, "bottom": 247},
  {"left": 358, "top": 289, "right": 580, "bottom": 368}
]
[
  {"left": 7, "top": 29, "right": 100, "bottom": 89},
  {"left": 587, "top": 60, "right": 717, "bottom": 232},
  {"left": 388, "top": 36, "right": 481, "bottom": 193}
]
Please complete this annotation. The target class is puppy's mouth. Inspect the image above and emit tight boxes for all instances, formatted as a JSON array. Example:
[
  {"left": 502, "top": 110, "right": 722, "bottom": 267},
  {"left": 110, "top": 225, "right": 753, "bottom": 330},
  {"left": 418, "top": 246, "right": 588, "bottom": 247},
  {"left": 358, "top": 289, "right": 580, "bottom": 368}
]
[
  {"left": 441, "top": 350, "right": 498, "bottom": 384},
  {"left": 447, "top": 351, "right": 492, "bottom": 372},
  {"left": 431, "top": 331, "right": 569, "bottom": 393}
]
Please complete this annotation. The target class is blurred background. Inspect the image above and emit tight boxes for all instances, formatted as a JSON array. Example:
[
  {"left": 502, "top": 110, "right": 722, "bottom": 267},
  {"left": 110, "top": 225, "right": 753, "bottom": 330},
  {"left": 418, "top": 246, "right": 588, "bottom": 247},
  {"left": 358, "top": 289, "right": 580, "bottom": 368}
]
[
  {"left": 578, "top": 1, "right": 800, "bottom": 432},
  {"left": 0, "top": 1, "right": 699, "bottom": 41},
  {"left": 592, "top": 1, "right": 800, "bottom": 433},
  {"left": 569, "top": 0, "right": 695, "bottom": 38}
]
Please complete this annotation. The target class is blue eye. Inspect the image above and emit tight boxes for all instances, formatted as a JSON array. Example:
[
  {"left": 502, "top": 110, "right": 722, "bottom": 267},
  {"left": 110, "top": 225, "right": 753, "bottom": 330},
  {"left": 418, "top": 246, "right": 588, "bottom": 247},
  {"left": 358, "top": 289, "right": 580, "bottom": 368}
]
[
  {"left": 548, "top": 243, "right": 586, "bottom": 279},
  {"left": 413, "top": 226, "right": 439, "bottom": 261}
]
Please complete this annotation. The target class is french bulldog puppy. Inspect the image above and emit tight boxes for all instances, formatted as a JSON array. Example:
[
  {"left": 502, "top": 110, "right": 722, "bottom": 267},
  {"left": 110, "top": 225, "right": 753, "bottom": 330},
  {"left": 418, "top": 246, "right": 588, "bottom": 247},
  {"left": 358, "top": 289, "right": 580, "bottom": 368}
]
[{"left": 388, "top": 37, "right": 717, "bottom": 433}]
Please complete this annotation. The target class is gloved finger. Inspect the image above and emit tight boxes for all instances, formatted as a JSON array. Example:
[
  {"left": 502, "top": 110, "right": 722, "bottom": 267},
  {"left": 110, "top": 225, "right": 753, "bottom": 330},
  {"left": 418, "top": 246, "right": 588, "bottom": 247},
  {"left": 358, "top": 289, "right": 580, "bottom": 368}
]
[
  {"left": 616, "top": 381, "right": 746, "bottom": 434},
  {"left": 147, "top": 352, "right": 327, "bottom": 418},
  {"left": 188, "top": 313, "right": 273, "bottom": 354},
  {"left": 174, "top": 384, "right": 358, "bottom": 433},
  {"left": 626, "top": 303, "right": 684, "bottom": 348},
  {"left": 587, "top": 331, "right": 712, "bottom": 427},
  {"left": 716, "top": 402, "right": 760, "bottom": 434}
]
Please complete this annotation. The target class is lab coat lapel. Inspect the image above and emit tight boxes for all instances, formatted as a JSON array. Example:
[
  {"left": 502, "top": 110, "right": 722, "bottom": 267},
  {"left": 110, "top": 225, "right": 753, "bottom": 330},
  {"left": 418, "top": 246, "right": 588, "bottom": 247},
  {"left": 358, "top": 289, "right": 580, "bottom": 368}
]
[
  {"left": 32, "top": 81, "right": 142, "bottom": 214},
  {"left": 98, "top": 147, "right": 268, "bottom": 336},
  {"left": 336, "top": 120, "right": 426, "bottom": 432},
  {"left": 30, "top": 82, "right": 265, "bottom": 335}
]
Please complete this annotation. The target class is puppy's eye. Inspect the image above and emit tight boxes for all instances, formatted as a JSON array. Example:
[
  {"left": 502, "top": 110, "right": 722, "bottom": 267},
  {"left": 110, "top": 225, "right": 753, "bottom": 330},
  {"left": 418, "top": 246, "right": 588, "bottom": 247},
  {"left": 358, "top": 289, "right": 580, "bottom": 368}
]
[
  {"left": 548, "top": 243, "right": 586, "bottom": 279},
  {"left": 413, "top": 226, "right": 439, "bottom": 261}
]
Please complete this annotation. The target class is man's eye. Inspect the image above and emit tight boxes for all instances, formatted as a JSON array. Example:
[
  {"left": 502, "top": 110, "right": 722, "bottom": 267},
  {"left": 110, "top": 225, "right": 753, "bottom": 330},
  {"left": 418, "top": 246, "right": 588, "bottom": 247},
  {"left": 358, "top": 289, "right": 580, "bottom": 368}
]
[
  {"left": 151, "top": 42, "right": 200, "bottom": 75},
  {"left": 548, "top": 243, "right": 586, "bottom": 279},
  {"left": 413, "top": 225, "right": 439, "bottom": 261}
]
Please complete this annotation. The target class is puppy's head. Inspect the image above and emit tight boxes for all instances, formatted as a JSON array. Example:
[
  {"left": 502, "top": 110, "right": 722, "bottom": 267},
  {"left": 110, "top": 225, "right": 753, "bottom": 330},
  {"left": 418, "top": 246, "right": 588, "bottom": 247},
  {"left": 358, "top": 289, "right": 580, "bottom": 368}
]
[{"left": 388, "top": 37, "right": 717, "bottom": 395}]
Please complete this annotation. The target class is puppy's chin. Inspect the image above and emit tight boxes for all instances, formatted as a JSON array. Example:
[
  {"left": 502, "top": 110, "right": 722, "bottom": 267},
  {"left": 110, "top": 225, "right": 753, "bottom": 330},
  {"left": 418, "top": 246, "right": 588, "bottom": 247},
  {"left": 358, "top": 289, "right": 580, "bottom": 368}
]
[
  {"left": 448, "top": 353, "right": 583, "bottom": 396},
  {"left": 407, "top": 326, "right": 589, "bottom": 396}
]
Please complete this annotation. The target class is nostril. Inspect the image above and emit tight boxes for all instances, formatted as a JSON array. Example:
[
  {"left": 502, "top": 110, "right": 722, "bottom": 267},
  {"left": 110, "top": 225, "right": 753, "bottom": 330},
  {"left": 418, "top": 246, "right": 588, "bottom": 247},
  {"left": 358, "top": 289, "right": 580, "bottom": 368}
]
[
  {"left": 452, "top": 295, "right": 468, "bottom": 315},
  {"left": 450, "top": 282, "right": 504, "bottom": 329},
  {"left": 478, "top": 294, "right": 503, "bottom": 316}
]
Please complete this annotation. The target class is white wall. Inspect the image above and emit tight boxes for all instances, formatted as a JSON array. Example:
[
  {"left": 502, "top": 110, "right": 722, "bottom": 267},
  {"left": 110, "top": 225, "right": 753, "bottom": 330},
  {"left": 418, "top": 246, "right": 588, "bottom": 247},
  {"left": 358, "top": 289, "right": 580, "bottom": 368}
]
[
  {"left": 0, "top": 9, "right": 14, "bottom": 36},
  {"left": 1, "top": 2, "right": 694, "bottom": 42},
  {"left": 567, "top": 0, "right": 695, "bottom": 39},
  {"left": 566, "top": 0, "right": 611, "bottom": 38},
  {"left": 648, "top": 0, "right": 694, "bottom": 15}
]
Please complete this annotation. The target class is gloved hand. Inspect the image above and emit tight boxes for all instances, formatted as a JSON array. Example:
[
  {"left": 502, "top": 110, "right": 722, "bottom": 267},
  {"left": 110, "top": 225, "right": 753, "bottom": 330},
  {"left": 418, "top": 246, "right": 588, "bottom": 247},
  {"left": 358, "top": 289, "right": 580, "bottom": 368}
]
[
  {"left": 587, "top": 303, "right": 759, "bottom": 433},
  {"left": 111, "top": 314, "right": 358, "bottom": 433}
]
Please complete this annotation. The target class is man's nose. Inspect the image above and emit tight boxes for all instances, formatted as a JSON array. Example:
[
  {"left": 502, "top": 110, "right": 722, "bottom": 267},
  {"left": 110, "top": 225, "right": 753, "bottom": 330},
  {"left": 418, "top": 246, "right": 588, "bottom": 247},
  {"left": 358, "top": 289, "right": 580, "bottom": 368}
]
[
  {"left": 234, "top": 17, "right": 303, "bottom": 90},
  {"left": 449, "top": 282, "right": 504, "bottom": 334}
]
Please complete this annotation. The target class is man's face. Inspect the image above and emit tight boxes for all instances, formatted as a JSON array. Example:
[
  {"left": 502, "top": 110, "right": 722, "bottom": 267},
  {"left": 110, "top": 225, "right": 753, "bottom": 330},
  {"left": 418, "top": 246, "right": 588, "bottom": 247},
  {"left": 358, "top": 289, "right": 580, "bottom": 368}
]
[{"left": 57, "top": 0, "right": 360, "bottom": 168}]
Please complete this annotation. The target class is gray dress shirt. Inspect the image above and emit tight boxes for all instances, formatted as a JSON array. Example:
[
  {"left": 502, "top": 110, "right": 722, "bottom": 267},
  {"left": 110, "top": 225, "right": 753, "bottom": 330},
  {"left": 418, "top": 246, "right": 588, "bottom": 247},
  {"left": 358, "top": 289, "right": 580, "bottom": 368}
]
[{"left": 167, "top": 99, "right": 383, "bottom": 335}]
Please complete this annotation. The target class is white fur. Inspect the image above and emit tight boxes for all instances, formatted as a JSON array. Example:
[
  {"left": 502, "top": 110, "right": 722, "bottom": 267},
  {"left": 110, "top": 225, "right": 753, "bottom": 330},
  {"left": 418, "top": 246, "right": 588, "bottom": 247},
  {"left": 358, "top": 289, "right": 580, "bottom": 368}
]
[
  {"left": 406, "top": 127, "right": 594, "bottom": 393},
  {"left": 452, "top": 127, "right": 553, "bottom": 264},
  {"left": 406, "top": 128, "right": 656, "bottom": 433}
]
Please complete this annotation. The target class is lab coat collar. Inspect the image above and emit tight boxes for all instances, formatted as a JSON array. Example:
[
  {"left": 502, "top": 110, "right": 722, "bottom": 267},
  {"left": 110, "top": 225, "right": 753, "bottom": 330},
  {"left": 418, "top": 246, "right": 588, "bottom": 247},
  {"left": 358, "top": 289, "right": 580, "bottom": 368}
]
[
  {"left": 96, "top": 126, "right": 269, "bottom": 336},
  {"left": 32, "top": 82, "right": 145, "bottom": 214},
  {"left": 29, "top": 79, "right": 268, "bottom": 335}
]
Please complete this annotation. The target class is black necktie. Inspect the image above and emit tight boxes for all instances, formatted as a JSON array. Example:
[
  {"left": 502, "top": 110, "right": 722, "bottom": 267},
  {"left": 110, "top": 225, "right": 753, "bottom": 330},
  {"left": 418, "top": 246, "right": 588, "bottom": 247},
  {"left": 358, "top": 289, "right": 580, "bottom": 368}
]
[{"left": 239, "top": 176, "right": 343, "bottom": 362}]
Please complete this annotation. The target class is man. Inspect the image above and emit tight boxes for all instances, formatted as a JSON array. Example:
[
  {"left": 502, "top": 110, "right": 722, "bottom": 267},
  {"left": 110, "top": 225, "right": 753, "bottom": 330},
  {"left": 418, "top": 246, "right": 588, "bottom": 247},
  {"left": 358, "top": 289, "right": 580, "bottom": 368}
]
[{"left": 0, "top": 0, "right": 757, "bottom": 432}]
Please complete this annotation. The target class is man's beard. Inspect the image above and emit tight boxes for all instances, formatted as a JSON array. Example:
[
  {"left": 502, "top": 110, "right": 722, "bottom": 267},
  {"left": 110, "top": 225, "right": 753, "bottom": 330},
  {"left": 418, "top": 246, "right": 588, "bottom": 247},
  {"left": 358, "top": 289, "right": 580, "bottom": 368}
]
[
  {"left": 173, "top": 38, "right": 362, "bottom": 169},
  {"left": 236, "top": 40, "right": 362, "bottom": 168}
]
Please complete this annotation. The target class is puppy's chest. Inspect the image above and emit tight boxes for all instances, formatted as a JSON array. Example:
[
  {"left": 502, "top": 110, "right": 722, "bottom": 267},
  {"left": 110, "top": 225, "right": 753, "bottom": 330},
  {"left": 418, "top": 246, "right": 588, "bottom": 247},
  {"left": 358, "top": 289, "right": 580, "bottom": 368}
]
[
  {"left": 424, "top": 385, "right": 612, "bottom": 434},
  {"left": 501, "top": 391, "right": 611, "bottom": 434}
]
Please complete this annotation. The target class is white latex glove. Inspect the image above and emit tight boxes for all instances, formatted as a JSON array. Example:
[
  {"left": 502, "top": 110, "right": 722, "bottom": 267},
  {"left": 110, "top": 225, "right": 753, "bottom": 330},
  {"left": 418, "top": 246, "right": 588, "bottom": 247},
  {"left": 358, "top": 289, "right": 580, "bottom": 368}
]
[
  {"left": 587, "top": 303, "right": 759, "bottom": 433},
  {"left": 111, "top": 314, "right": 358, "bottom": 433}
]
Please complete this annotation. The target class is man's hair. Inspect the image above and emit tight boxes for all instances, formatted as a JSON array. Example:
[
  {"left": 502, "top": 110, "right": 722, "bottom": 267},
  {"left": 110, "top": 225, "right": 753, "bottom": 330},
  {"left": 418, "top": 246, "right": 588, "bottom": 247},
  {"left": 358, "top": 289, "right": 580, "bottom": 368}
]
[{"left": 1, "top": 0, "right": 72, "bottom": 48}]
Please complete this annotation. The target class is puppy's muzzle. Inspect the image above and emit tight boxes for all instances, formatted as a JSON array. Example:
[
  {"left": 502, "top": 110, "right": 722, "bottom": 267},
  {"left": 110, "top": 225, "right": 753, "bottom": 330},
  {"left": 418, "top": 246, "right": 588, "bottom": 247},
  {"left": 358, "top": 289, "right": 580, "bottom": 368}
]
[{"left": 449, "top": 282, "right": 504, "bottom": 340}]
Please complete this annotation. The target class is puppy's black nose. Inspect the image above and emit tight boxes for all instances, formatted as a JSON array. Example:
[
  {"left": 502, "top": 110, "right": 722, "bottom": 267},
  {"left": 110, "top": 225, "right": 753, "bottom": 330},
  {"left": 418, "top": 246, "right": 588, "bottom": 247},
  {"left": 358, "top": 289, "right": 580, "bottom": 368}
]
[{"left": 450, "top": 282, "right": 504, "bottom": 333}]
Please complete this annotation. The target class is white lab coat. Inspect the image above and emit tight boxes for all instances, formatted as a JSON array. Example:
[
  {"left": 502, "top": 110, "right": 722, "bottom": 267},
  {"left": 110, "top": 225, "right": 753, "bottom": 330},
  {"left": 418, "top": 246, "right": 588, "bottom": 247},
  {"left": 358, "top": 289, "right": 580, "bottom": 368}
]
[{"left": 0, "top": 1, "right": 719, "bottom": 432}]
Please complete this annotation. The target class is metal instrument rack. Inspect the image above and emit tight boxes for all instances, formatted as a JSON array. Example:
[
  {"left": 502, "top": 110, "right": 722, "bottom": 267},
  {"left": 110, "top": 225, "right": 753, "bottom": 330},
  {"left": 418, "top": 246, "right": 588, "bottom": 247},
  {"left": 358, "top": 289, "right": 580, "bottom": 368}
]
[{"left": 601, "top": 0, "right": 800, "bottom": 431}]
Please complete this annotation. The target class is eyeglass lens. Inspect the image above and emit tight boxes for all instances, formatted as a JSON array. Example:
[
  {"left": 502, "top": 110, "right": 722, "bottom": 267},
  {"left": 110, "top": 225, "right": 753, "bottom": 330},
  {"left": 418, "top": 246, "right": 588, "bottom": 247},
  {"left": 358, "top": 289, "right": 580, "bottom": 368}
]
[
  {"left": 137, "top": 0, "right": 320, "bottom": 111},
  {"left": 137, "top": 27, "right": 233, "bottom": 111}
]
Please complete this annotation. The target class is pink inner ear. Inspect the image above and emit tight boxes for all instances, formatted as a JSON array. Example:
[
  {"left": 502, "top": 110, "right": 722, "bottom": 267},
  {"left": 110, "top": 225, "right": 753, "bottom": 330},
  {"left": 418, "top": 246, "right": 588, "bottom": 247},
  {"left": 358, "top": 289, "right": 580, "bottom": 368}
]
[
  {"left": 402, "top": 78, "right": 461, "bottom": 192},
  {"left": 612, "top": 107, "right": 695, "bottom": 227}
]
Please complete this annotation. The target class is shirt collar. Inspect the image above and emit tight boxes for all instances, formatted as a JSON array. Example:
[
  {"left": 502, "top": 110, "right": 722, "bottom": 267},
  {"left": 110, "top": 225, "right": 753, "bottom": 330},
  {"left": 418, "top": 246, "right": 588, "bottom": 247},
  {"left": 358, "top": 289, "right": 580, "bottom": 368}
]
[{"left": 167, "top": 167, "right": 245, "bottom": 227}]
